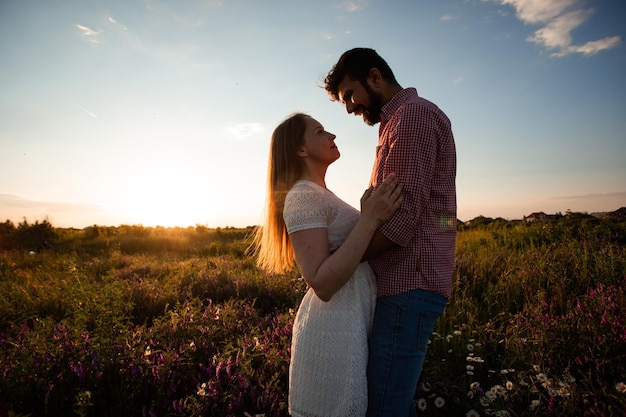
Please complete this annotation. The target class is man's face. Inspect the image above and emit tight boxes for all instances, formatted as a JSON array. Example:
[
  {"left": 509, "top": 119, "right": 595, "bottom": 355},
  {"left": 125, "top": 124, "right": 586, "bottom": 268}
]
[{"left": 336, "top": 76, "right": 384, "bottom": 126}]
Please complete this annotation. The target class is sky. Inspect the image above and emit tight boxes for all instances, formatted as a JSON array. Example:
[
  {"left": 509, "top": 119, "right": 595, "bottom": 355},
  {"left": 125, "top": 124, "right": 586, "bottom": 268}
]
[{"left": 1, "top": 0, "right": 625, "bottom": 229}]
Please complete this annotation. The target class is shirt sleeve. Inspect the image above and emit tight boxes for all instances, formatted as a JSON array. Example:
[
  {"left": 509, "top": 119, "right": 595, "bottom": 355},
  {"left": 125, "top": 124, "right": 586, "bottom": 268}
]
[
  {"left": 283, "top": 183, "right": 330, "bottom": 234},
  {"left": 378, "top": 104, "right": 437, "bottom": 247}
]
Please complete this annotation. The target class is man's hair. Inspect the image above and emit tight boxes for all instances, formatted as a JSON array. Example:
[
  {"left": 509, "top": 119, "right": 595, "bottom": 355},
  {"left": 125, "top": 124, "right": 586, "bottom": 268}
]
[{"left": 324, "top": 48, "right": 399, "bottom": 101}]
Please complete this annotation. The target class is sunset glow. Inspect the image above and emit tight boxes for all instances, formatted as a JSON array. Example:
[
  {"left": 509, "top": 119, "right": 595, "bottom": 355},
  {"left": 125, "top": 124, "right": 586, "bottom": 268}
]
[{"left": 1, "top": 1, "right": 624, "bottom": 228}]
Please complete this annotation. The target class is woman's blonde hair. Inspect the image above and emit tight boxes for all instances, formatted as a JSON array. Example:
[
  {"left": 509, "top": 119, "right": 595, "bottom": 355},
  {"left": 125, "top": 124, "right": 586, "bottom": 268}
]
[{"left": 252, "top": 113, "right": 310, "bottom": 273}]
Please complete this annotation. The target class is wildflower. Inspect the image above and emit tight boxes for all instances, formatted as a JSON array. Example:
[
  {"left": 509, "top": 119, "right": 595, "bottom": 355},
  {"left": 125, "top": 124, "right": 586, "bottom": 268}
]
[
  {"left": 144, "top": 346, "right": 152, "bottom": 356},
  {"left": 189, "top": 341, "right": 195, "bottom": 349},
  {"left": 536, "top": 373, "right": 547, "bottom": 383},
  {"left": 466, "top": 410, "right": 480, "bottom": 417},
  {"left": 506, "top": 380, "right": 514, "bottom": 391},
  {"left": 226, "top": 357, "right": 233, "bottom": 378},
  {"left": 491, "top": 384, "right": 505, "bottom": 396},
  {"left": 530, "top": 399, "right": 540, "bottom": 409},
  {"left": 197, "top": 382, "right": 207, "bottom": 397},
  {"left": 454, "top": 330, "right": 462, "bottom": 336},
  {"left": 420, "top": 382, "right": 431, "bottom": 392},
  {"left": 467, "top": 390, "right": 474, "bottom": 399},
  {"left": 467, "top": 344, "right": 474, "bottom": 351},
  {"left": 416, "top": 398, "right": 427, "bottom": 411},
  {"left": 563, "top": 372, "right": 576, "bottom": 383},
  {"left": 216, "top": 361, "right": 223, "bottom": 382},
  {"left": 470, "top": 381, "right": 481, "bottom": 390},
  {"left": 485, "top": 390, "right": 497, "bottom": 401},
  {"left": 479, "top": 395, "right": 490, "bottom": 407},
  {"left": 434, "top": 397, "right": 445, "bottom": 408},
  {"left": 616, "top": 382, "right": 626, "bottom": 393}
]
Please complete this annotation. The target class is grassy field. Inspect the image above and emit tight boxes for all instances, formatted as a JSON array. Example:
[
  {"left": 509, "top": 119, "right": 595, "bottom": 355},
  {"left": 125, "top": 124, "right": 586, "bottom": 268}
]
[{"left": 0, "top": 214, "right": 625, "bottom": 416}]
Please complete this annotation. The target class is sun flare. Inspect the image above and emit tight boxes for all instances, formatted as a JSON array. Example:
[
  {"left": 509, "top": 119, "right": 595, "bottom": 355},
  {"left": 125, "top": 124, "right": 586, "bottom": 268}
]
[{"left": 112, "top": 166, "right": 214, "bottom": 227}]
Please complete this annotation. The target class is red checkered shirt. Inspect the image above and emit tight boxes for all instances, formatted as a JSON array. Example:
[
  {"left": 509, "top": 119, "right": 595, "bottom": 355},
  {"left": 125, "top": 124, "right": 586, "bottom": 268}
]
[{"left": 369, "top": 88, "right": 457, "bottom": 298}]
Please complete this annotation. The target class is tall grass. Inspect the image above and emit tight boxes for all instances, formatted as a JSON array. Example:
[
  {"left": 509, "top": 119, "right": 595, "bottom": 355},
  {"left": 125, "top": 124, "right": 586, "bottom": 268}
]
[
  {"left": 0, "top": 215, "right": 624, "bottom": 416},
  {"left": 418, "top": 216, "right": 626, "bottom": 416}
]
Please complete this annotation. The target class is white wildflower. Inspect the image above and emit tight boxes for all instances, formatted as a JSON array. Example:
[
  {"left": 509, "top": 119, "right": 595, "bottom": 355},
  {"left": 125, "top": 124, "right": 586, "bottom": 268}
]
[
  {"left": 416, "top": 398, "right": 427, "bottom": 411},
  {"left": 434, "top": 397, "right": 445, "bottom": 408}
]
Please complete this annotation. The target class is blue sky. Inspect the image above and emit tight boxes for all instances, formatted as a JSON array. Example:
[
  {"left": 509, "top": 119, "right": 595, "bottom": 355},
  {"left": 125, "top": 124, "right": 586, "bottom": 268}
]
[{"left": 1, "top": 0, "right": 625, "bottom": 228}]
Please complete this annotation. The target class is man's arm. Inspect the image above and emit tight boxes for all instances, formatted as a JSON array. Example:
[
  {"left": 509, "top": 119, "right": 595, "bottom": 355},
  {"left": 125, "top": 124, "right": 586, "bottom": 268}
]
[{"left": 362, "top": 229, "right": 397, "bottom": 261}]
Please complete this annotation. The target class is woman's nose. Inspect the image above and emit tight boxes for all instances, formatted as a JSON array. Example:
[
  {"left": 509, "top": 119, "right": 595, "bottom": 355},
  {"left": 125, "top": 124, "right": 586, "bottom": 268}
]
[{"left": 346, "top": 101, "right": 354, "bottom": 114}]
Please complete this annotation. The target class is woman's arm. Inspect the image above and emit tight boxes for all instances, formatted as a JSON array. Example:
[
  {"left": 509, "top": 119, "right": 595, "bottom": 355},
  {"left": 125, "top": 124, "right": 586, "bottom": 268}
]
[{"left": 290, "top": 175, "right": 402, "bottom": 302}]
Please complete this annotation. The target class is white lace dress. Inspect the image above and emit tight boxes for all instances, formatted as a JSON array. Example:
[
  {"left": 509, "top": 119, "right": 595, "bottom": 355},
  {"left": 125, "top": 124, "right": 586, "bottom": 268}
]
[{"left": 284, "top": 180, "right": 377, "bottom": 417}]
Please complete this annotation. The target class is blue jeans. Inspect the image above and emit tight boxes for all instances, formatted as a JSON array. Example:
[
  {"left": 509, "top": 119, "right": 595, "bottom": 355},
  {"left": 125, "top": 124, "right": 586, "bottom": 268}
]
[{"left": 366, "top": 289, "right": 447, "bottom": 417}]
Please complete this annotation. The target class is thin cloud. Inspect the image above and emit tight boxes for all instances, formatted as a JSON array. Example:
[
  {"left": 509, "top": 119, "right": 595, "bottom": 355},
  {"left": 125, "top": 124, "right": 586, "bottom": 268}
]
[
  {"left": 226, "top": 123, "right": 264, "bottom": 139},
  {"left": 502, "top": 0, "right": 577, "bottom": 24},
  {"left": 75, "top": 24, "right": 101, "bottom": 45},
  {"left": 553, "top": 36, "right": 621, "bottom": 58},
  {"left": 340, "top": 1, "right": 366, "bottom": 13},
  {"left": 549, "top": 191, "right": 626, "bottom": 201},
  {"left": 499, "top": 0, "right": 621, "bottom": 57},
  {"left": 84, "top": 109, "right": 98, "bottom": 118},
  {"left": 0, "top": 194, "right": 103, "bottom": 215},
  {"left": 440, "top": 14, "right": 455, "bottom": 21}
]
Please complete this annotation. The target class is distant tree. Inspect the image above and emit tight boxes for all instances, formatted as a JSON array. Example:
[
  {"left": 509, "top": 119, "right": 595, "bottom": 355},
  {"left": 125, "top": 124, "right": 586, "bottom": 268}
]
[
  {"left": 463, "top": 215, "right": 496, "bottom": 229},
  {"left": 0, "top": 220, "right": 15, "bottom": 235},
  {"left": 10, "top": 219, "right": 58, "bottom": 251},
  {"left": 0, "top": 220, "right": 16, "bottom": 250}
]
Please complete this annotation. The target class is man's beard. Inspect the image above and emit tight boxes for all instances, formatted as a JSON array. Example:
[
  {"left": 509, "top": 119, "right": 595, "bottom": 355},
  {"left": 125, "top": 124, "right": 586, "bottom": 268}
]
[{"left": 359, "top": 82, "right": 384, "bottom": 126}]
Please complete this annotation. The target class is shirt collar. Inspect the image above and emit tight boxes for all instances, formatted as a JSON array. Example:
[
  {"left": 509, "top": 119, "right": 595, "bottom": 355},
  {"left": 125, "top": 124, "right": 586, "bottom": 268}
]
[{"left": 381, "top": 88, "right": 418, "bottom": 123}]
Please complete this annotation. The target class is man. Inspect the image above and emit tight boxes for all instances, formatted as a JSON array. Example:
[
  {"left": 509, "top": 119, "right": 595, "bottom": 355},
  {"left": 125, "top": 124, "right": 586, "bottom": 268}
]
[{"left": 324, "top": 48, "right": 457, "bottom": 417}]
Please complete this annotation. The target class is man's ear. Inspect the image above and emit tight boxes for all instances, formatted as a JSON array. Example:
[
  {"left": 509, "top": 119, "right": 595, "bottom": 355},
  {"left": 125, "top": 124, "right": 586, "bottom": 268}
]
[
  {"left": 368, "top": 68, "right": 383, "bottom": 89},
  {"left": 297, "top": 146, "right": 308, "bottom": 157}
]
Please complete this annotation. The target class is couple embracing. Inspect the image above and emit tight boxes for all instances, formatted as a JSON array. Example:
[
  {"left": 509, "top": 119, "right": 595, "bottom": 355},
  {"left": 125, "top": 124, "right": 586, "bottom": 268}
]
[{"left": 254, "top": 48, "right": 457, "bottom": 417}]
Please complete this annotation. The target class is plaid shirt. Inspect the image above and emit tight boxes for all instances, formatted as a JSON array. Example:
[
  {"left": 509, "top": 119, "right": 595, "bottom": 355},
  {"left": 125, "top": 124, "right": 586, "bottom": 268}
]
[{"left": 369, "top": 88, "right": 457, "bottom": 298}]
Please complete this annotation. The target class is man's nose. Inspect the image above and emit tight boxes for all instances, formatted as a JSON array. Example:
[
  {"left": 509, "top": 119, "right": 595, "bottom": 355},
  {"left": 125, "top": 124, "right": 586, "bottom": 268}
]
[{"left": 346, "top": 101, "right": 355, "bottom": 114}]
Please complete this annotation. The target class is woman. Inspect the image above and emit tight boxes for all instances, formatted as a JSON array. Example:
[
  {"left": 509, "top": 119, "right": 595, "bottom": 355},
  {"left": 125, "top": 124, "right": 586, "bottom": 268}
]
[{"left": 253, "top": 113, "right": 402, "bottom": 417}]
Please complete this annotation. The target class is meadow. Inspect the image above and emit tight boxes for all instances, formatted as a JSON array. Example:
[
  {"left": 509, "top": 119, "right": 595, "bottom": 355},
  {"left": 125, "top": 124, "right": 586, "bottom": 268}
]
[{"left": 0, "top": 213, "right": 624, "bottom": 417}]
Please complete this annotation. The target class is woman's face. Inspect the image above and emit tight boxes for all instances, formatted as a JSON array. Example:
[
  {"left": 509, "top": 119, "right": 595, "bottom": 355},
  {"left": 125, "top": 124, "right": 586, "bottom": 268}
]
[{"left": 300, "top": 117, "right": 340, "bottom": 165}]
